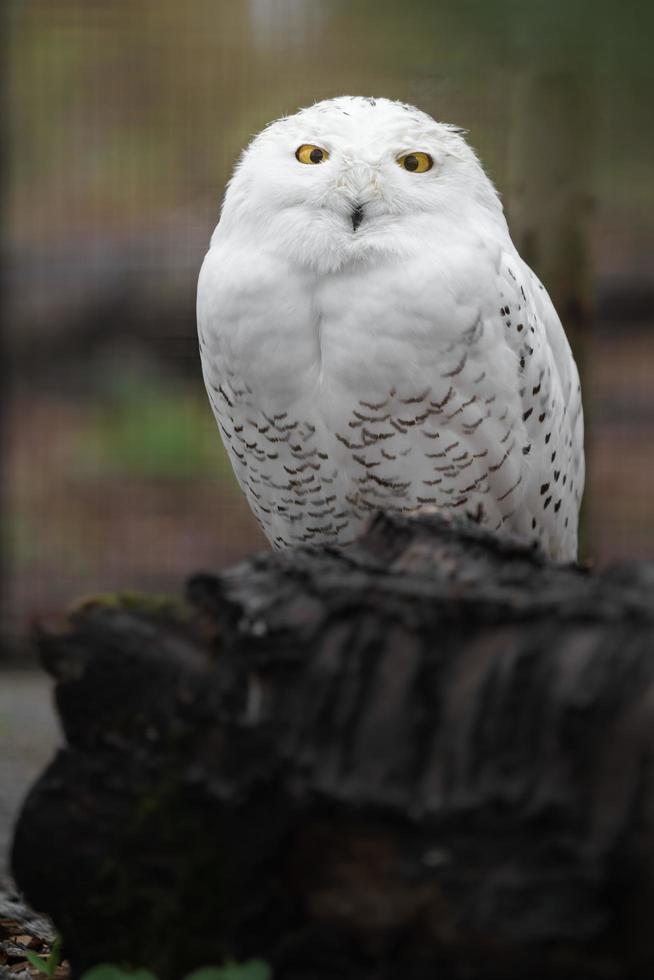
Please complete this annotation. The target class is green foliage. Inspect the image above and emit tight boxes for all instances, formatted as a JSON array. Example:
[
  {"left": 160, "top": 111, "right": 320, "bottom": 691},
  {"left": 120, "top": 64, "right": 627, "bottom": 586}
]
[
  {"left": 185, "top": 963, "right": 271, "bottom": 980},
  {"left": 23, "top": 937, "right": 62, "bottom": 976},
  {"left": 80, "top": 969, "right": 158, "bottom": 980},
  {"left": 78, "top": 382, "right": 227, "bottom": 479},
  {"left": 79, "top": 962, "right": 271, "bottom": 980}
]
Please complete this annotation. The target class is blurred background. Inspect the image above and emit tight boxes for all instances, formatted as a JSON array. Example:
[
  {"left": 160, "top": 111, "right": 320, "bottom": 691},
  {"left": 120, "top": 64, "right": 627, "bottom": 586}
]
[{"left": 3, "top": 0, "right": 654, "bottom": 660}]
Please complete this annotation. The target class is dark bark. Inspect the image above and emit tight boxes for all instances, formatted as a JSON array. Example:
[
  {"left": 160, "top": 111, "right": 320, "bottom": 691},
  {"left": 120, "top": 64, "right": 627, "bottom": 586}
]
[{"left": 10, "top": 514, "right": 654, "bottom": 979}]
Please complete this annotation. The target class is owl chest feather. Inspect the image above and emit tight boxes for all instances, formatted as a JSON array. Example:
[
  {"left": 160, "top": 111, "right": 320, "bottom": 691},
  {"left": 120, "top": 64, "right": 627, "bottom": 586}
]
[{"left": 198, "top": 243, "right": 581, "bottom": 559}]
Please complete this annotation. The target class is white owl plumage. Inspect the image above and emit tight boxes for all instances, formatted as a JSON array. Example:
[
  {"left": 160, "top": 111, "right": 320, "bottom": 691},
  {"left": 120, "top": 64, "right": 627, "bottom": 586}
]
[{"left": 197, "top": 96, "right": 584, "bottom": 560}]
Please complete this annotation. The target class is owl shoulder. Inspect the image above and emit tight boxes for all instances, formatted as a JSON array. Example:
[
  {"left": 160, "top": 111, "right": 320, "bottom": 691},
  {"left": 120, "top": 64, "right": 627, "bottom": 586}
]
[{"left": 197, "top": 235, "right": 298, "bottom": 324}]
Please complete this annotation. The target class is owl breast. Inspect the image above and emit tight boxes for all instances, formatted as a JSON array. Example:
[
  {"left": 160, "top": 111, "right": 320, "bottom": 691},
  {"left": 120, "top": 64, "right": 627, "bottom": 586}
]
[{"left": 198, "top": 241, "right": 582, "bottom": 560}]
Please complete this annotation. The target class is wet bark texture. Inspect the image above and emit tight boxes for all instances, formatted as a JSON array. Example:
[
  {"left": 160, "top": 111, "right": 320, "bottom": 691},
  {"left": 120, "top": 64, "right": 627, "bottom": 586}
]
[{"left": 11, "top": 513, "right": 654, "bottom": 980}]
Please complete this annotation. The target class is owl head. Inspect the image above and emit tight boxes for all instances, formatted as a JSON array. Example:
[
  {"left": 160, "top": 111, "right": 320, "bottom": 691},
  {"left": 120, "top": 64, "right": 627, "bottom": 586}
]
[{"left": 217, "top": 96, "right": 504, "bottom": 274}]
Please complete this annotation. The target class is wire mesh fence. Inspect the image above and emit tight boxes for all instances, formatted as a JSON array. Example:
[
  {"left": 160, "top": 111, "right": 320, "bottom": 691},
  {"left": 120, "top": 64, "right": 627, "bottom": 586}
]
[{"left": 4, "top": 0, "right": 654, "bottom": 655}]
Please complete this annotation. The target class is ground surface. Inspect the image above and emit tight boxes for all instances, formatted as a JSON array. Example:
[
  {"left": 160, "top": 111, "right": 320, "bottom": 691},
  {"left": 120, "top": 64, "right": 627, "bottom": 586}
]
[
  {"left": 0, "top": 673, "right": 62, "bottom": 977},
  {"left": 0, "top": 673, "right": 60, "bottom": 876}
]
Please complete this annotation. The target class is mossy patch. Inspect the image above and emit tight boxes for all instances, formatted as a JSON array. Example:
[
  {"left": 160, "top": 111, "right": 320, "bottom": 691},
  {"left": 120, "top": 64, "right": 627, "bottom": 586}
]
[{"left": 69, "top": 591, "right": 192, "bottom": 623}]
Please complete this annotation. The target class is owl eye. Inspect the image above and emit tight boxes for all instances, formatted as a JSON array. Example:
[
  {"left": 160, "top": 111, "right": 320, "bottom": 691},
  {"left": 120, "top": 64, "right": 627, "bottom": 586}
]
[
  {"left": 296, "top": 144, "right": 330, "bottom": 165},
  {"left": 398, "top": 152, "right": 433, "bottom": 173}
]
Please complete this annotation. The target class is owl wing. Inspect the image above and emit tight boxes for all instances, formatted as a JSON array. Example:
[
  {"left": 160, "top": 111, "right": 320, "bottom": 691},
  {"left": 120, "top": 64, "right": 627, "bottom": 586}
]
[{"left": 493, "top": 248, "right": 585, "bottom": 558}]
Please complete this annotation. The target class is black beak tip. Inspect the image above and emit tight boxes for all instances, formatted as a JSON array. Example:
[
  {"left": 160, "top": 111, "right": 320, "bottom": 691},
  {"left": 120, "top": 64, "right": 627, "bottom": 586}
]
[{"left": 351, "top": 204, "right": 364, "bottom": 232}]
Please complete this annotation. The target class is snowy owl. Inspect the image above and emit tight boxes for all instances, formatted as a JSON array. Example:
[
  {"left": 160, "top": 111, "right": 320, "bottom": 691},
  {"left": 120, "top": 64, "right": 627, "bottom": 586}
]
[{"left": 197, "top": 96, "right": 584, "bottom": 560}]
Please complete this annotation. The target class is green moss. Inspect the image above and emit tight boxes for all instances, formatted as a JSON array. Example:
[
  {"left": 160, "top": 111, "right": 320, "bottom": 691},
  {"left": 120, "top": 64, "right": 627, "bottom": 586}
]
[{"left": 70, "top": 591, "right": 192, "bottom": 622}]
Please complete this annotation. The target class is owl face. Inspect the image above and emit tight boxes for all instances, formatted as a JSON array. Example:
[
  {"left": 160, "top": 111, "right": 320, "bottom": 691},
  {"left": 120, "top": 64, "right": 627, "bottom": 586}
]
[{"left": 219, "top": 96, "right": 502, "bottom": 274}]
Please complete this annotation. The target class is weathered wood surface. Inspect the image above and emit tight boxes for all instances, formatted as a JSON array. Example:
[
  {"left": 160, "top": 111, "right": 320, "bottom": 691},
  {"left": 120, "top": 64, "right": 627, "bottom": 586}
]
[{"left": 11, "top": 513, "right": 654, "bottom": 979}]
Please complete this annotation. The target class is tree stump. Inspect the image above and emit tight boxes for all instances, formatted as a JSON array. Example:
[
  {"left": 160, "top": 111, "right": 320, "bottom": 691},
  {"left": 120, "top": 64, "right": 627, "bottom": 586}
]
[{"left": 11, "top": 513, "right": 654, "bottom": 979}]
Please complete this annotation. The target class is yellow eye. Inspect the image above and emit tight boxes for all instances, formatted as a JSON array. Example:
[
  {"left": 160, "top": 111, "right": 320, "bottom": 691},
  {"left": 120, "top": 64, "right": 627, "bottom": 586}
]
[
  {"left": 398, "top": 151, "right": 433, "bottom": 173},
  {"left": 296, "top": 144, "right": 330, "bottom": 165}
]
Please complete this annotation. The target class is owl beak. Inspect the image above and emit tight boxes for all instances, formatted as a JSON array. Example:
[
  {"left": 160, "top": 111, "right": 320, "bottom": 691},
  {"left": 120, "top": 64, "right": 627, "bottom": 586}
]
[{"left": 351, "top": 203, "right": 364, "bottom": 232}]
